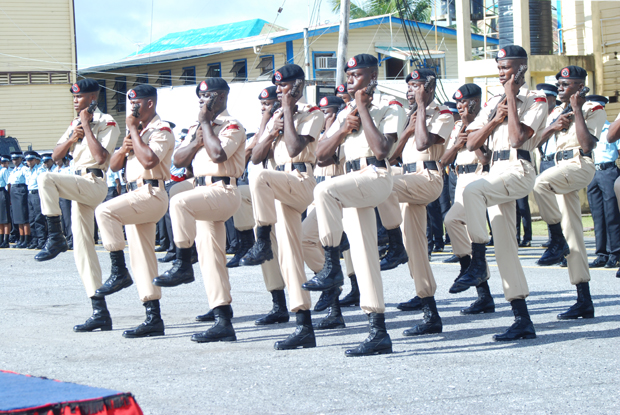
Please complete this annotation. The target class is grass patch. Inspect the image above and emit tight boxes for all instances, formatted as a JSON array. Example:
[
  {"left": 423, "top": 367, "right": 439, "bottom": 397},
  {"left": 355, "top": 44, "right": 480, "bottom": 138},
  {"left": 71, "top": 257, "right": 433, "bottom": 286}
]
[{"left": 529, "top": 215, "right": 594, "bottom": 237}]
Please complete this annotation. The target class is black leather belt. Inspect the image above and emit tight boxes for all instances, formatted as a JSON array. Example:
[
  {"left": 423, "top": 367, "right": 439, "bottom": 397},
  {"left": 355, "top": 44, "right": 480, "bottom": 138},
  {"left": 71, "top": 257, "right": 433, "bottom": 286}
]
[
  {"left": 29, "top": 189, "right": 38, "bottom": 195},
  {"left": 555, "top": 149, "right": 592, "bottom": 161},
  {"left": 195, "top": 176, "right": 231, "bottom": 186},
  {"left": 275, "top": 163, "right": 309, "bottom": 172},
  {"left": 74, "top": 168, "right": 104, "bottom": 178},
  {"left": 596, "top": 161, "right": 617, "bottom": 171},
  {"left": 128, "top": 179, "right": 160, "bottom": 191},
  {"left": 541, "top": 154, "right": 555, "bottom": 162},
  {"left": 456, "top": 164, "right": 489, "bottom": 175},
  {"left": 345, "top": 157, "right": 387, "bottom": 173},
  {"left": 12, "top": 183, "right": 26, "bottom": 187},
  {"left": 492, "top": 149, "right": 531, "bottom": 163},
  {"left": 403, "top": 161, "right": 438, "bottom": 173}
]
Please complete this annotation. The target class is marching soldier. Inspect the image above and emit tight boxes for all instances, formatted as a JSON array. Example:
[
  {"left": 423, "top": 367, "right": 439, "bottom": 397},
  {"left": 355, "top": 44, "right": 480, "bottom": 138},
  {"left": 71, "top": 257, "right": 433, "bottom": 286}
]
[
  {"left": 0, "top": 155, "right": 10, "bottom": 248},
  {"left": 152, "top": 78, "right": 245, "bottom": 343},
  {"left": 24, "top": 151, "right": 46, "bottom": 249},
  {"left": 533, "top": 66, "right": 606, "bottom": 320},
  {"left": 450, "top": 45, "right": 548, "bottom": 341},
  {"left": 240, "top": 63, "right": 325, "bottom": 350},
  {"left": 95, "top": 84, "right": 174, "bottom": 338},
  {"left": 378, "top": 69, "right": 454, "bottom": 336},
  {"left": 35, "top": 78, "right": 120, "bottom": 333},
  {"left": 305, "top": 54, "right": 406, "bottom": 356},
  {"left": 441, "top": 83, "right": 493, "bottom": 314}
]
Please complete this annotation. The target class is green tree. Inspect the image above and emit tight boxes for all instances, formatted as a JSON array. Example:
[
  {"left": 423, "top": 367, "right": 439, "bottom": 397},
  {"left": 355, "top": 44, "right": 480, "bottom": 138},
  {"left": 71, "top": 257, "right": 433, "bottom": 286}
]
[{"left": 329, "top": 0, "right": 432, "bottom": 22}]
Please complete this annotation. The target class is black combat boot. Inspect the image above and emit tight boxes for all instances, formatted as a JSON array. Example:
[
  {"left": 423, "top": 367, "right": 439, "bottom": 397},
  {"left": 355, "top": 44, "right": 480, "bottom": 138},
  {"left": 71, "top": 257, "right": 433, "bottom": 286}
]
[
  {"left": 314, "top": 287, "right": 340, "bottom": 312},
  {"left": 0, "top": 235, "right": 9, "bottom": 248},
  {"left": 443, "top": 254, "right": 459, "bottom": 263},
  {"left": 153, "top": 247, "right": 195, "bottom": 287},
  {"left": 397, "top": 296, "right": 423, "bottom": 311},
  {"left": 274, "top": 310, "right": 316, "bottom": 350},
  {"left": 13, "top": 235, "right": 24, "bottom": 248},
  {"left": 403, "top": 296, "right": 442, "bottom": 336},
  {"left": 449, "top": 243, "right": 488, "bottom": 293},
  {"left": 255, "top": 289, "right": 289, "bottom": 325},
  {"left": 537, "top": 223, "right": 570, "bottom": 266},
  {"left": 73, "top": 297, "right": 112, "bottom": 332},
  {"left": 456, "top": 255, "right": 471, "bottom": 279},
  {"left": 28, "top": 236, "right": 38, "bottom": 249},
  {"left": 492, "top": 299, "right": 536, "bottom": 341},
  {"left": 123, "top": 300, "right": 165, "bottom": 338},
  {"left": 379, "top": 227, "right": 409, "bottom": 271},
  {"left": 191, "top": 305, "right": 236, "bottom": 343},
  {"left": 19, "top": 235, "right": 31, "bottom": 249},
  {"left": 461, "top": 281, "right": 495, "bottom": 315},
  {"left": 196, "top": 308, "right": 235, "bottom": 322},
  {"left": 35, "top": 216, "right": 68, "bottom": 261},
  {"left": 339, "top": 274, "right": 360, "bottom": 307},
  {"left": 314, "top": 296, "right": 345, "bottom": 330},
  {"left": 302, "top": 246, "right": 344, "bottom": 291},
  {"left": 345, "top": 313, "right": 392, "bottom": 357},
  {"left": 226, "top": 229, "right": 255, "bottom": 268},
  {"left": 96, "top": 250, "right": 133, "bottom": 296},
  {"left": 339, "top": 231, "right": 350, "bottom": 252},
  {"left": 240, "top": 225, "right": 273, "bottom": 266},
  {"left": 557, "top": 282, "right": 594, "bottom": 320}
]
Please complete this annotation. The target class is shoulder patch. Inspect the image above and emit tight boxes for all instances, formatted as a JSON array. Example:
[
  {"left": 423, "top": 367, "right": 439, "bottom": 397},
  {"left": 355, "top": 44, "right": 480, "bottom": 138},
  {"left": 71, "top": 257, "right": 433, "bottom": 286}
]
[
  {"left": 225, "top": 124, "right": 240, "bottom": 131},
  {"left": 440, "top": 109, "right": 452, "bottom": 115},
  {"left": 159, "top": 126, "right": 172, "bottom": 133},
  {"left": 106, "top": 121, "right": 117, "bottom": 127},
  {"left": 308, "top": 106, "right": 320, "bottom": 113},
  {"left": 534, "top": 97, "right": 547, "bottom": 103},
  {"left": 591, "top": 105, "right": 604, "bottom": 112},
  {"left": 388, "top": 100, "right": 403, "bottom": 107}
]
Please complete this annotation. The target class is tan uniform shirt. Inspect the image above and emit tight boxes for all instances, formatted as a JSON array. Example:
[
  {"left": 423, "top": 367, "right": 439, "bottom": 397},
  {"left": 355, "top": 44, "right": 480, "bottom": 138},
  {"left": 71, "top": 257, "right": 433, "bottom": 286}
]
[
  {"left": 180, "top": 110, "right": 246, "bottom": 178},
  {"left": 260, "top": 104, "right": 324, "bottom": 166},
  {"left": 468, "top": 83, "right": 548, "bottom": 163},
  {"left": 447, "top": 120, "right": 480, "bottom": 166},
  {"left": 326, "top": 97, "right": 407, "bottom": 162},
  {"left": 125, "top": 115, "right": 175, "bottom": 182},
  {"left": 401, "top": 102, "right": 454, "bottom": 164},
  {"left": 550, "top": 101, "right": 607, "bottom": 152},
  {"left": 58, "top": 108, "right": 120, "bottom": 171}
]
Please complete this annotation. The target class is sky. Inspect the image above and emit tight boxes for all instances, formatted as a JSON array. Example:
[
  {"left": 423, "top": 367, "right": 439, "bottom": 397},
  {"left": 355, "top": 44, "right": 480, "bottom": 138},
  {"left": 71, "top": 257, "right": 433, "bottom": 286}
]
[{"left": 75, "top": 0, "right": 340, "bottom": 69}]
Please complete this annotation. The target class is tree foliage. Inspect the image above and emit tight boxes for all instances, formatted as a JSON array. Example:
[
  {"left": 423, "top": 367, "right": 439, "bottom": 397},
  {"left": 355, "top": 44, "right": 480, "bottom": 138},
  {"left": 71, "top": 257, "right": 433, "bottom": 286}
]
[{"left": 329, "top": 0, "right": 432, "bottom": 22}]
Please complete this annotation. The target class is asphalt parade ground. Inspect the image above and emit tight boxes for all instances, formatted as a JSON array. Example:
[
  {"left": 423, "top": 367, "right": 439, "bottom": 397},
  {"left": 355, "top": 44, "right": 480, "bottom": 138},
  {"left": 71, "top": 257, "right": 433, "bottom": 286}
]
[{"left": 1, "top": 237, "right": 619, "bottom": 414}]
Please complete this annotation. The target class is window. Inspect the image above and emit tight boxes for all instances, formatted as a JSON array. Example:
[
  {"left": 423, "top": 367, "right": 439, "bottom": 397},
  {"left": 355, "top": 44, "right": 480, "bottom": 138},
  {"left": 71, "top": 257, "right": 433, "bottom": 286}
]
[
  {"left": 96, "top": 80, "right": 107, "bottom": 113},
  {"left": 255, "top": 56, "right": 274, "bottom": 76},
  {"left": 157, "top": 70, "right": 171, "bottom": 87},
  {"left": 423, "top": 58, "right": 443, "bottom": 79},
  {"left": 230, "top": 59, "right": 247, "bottom": 82},
  {"left": 180, "top": 66, "right": 196, "bottom": 85},
  {"left": 112, "top": 76, "right": 127, "bottom": 113},
  {"left": 313, "top": 52, "right": 336, "bottom": 82},
  {"left": 0, "top": 72, "right": 70, "bottom": 85},
  {"left": 133, "top": 73, "right": 148, "bottom": 86},
  {"left": 206, "top": 63, "right": 221, "bottom": 78}
]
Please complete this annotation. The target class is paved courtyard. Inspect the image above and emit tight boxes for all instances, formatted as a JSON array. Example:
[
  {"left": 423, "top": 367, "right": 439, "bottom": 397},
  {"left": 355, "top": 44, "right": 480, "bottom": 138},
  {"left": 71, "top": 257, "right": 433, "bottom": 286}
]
[{"left": 1, "top": 237, "right": 619, "bottom": 414}]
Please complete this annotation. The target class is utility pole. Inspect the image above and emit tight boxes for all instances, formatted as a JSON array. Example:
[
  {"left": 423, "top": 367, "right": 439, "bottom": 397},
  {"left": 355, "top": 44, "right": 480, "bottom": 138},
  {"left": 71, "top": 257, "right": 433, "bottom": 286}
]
[{"left": 335, "top": 0, "right": 350, "bottom": 88}]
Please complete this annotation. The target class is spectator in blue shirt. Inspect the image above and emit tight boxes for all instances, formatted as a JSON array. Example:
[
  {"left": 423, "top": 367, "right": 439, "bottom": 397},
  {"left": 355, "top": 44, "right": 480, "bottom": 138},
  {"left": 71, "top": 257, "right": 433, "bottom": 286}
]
[{"left": 25, "top": 151, "right": 47, "bottom": 249}]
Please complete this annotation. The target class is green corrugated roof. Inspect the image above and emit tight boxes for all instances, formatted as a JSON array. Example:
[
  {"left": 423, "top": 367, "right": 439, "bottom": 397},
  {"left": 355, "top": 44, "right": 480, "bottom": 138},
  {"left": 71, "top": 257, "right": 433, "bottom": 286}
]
[{"left": 131, "top": 19, "right": 271, "bottom": 56}]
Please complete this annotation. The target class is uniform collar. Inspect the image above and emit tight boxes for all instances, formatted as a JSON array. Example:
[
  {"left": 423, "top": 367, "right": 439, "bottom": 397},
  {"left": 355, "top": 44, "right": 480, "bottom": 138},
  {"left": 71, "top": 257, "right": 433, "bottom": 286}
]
[
  {"left": 516, "top": 83, "right": 530, "bottom": 102},
  {"left": 213, "top": 109, "right": 231, "bottom": 126},
  {"left": 142, "top": 114, "right": 162, "bottom": 132}
]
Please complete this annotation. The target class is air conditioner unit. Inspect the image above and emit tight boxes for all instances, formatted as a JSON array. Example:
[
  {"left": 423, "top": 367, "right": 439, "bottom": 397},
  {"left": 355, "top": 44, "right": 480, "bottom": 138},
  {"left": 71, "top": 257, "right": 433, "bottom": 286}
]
[{"left": 316, "top": 57, "right": 338, "bottom": 70}]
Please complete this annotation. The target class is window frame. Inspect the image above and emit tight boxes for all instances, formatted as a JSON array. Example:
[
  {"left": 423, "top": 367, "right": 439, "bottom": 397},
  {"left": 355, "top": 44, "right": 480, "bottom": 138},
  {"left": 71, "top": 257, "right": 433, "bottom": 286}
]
[
  {"left": 312, "top": 51, "right": 337, "bottom": 81},
  {"left": 230, "top": 58, "right": 247, "bottom": 82},
  {"left": 96, "top": 80, "right": 107, "bottom": 113},
  {"left": 157, "top": 70, "right": 172, "bottom": 87},
  {"left": 256, "top": 55, "right": 275, "bottom": 77},
  {"left": 180, "top": 66, "right": 196, "bottom": 85},
  {"left": 206, "top": 63, "right": 222, "bottom": 78},
  {"left": 112, "top": 76, "right": 127, "bottom": 113}
]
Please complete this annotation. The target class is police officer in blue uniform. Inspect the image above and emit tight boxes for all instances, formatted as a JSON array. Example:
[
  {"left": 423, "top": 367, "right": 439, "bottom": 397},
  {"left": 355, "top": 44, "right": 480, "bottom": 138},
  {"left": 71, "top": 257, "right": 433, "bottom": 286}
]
[
  {"left": 8, "top": 152, "right": 30, "bottom": 248},
  {"left": 24, "top": 151, "right": 47, "bottom": 249},
  {"left": 0, "top": 154, "right": 11, "bottom": 247}
]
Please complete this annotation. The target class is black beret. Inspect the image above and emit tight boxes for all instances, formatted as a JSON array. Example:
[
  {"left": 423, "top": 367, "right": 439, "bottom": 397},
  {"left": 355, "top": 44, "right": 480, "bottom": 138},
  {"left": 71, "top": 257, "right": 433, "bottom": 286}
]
[
  {"left": 496, "top": 45, "right": 528, "bottom": 61},
  {"left": 41, "top": 153, "right": 53, "bottom": 162},
  {"left": 272, "top": 64, "right": 305, "bottom": 83},
  {"left": 406, "top": 68, "right": 437, "bottom": 83},
  {"left": 586, "top": 95, "right": 609, "bottom": 106},
  {"left": 70, "top": 79, "right": 100, "bottom": 94},
  {"left": 258, "top": 86, "right": 278, "bottom": 100},
  {"left": 196, "top": 78, "right": 230, "bottom": 96},
  {"left": 453, "top": 83, "right": 481, "bottom": 100},
  {"left": 24, "top": 151, "right": 41, "bottom": 161},
  {"left": 443, "top": 101, "right": 458, "bottom": 113},
  {"left": 536, "top": 83, "right": 558, "bottom": 96},
  {"left": 556, "top": 65, "right": 587, "bottom": 80},
  {"left": 0, "top": 155, "right": 10, "bottom": 162},
  {"left": 11, "top": 152, "right": 23, "bottom": 159},
  {"left": 336, "top": 84, "right": 348, "bottom": 94},
  {"left": 345, "top": 54, "right": 378, "bottom": 71},
  {"left": 319, "top": 95, "right": 345, "bottom": 109},
  {"left": 128, "top": 84, "right": 157, "bottom": 99}
]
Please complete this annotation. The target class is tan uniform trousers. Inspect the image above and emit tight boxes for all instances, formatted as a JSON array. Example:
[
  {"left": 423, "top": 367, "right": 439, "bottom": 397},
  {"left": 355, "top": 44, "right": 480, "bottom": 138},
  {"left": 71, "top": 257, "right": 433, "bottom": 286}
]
[
  {"left": 169, "top": 180, "right": 241, "bottom": 308},
  {"left": 314, "top": 166, "right": 393, "bottom": 313},
  {"left": 39, "top": 172, "right": 107, "bottom": 298},
  {"left": 302, "top": 204, "right": 355, "bottom": 276},
  {"left": 462, "top": 160, "right": 536, "bottom": 301},
  {"left": 168, "top": 179, "right": 195, "bottom": 199},
  {"left": 533, "top": 156, "right": 595, "bottom": 285},
  {"left": 235, "top": 184, "right": 285, "bottom": 292},
  {"left": 250, "top": 169, "right": 315, "bottom": 311},
  {"left": 377, "top": 169, "right": 443, "bottom": 298},
  {"left": 96, "top": 183, "right": 168, "bottom": 302}
]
